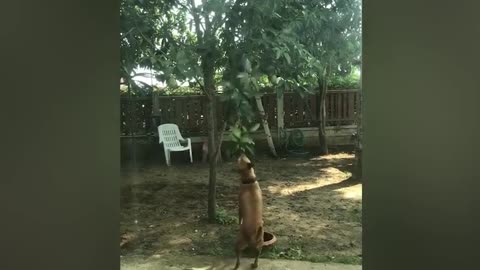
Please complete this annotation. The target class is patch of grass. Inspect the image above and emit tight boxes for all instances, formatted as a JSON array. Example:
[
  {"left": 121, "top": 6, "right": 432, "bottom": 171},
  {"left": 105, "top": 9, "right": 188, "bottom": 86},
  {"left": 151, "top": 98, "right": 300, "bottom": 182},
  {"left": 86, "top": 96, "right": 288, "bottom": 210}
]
[
  {"left": 263, "top": 246, "right": 303, "bottom": 260},
  {"left": 215, "top": 208, "right": 237, "bottom": 225},
  {"left": 192, "top": 226, "right": 236, "bottom": 257},
  {"left": 337, "top": 206, "right": 362, "bottom": 223},
  {"left": 192, "top": 229, "right": 362, "bottom": 265},
  {"left": 263, "top": 246, "right": 362, "bottom": 265},
  {"left": 191, "top": 221, "right": 362, "bottom": 266},
  {"left": 331, "top": 255, "right": 362, "bottom": 264},
  {"left": 307, "top": 254, "right": 362, "bottom": 265}
]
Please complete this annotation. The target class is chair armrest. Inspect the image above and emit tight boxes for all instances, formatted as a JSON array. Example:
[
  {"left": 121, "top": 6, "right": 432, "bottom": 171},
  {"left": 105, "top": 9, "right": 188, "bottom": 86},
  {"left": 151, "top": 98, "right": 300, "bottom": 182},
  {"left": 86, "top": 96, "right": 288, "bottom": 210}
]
[{"left": 179, "top": 138, "right": 191, "bottom": 147}]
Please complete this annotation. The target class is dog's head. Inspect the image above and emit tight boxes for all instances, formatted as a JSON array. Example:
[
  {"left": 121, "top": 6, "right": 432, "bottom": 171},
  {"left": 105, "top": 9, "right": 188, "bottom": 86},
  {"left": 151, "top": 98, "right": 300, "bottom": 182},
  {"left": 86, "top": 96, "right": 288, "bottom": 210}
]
[
  {"left": 237, "top": 154, "right": 256, "bottom": 183},
  {"left": 237, "top": 153, "right": 253, "bottom": 170}
]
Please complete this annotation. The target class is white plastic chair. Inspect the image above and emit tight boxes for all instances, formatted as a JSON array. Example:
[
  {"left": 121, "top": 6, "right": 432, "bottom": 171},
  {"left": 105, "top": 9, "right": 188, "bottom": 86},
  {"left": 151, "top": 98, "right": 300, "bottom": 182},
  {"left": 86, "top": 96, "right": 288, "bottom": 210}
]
[{"left": 158, "top": 123, "right": 193, "bottom": 166}]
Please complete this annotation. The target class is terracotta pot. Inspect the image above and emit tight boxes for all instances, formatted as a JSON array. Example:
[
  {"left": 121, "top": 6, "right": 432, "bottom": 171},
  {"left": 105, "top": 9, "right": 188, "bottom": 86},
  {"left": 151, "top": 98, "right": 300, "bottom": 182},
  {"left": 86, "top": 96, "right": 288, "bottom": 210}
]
[{"left": 263, "top": 231, "right": 277, "bottom": 247}]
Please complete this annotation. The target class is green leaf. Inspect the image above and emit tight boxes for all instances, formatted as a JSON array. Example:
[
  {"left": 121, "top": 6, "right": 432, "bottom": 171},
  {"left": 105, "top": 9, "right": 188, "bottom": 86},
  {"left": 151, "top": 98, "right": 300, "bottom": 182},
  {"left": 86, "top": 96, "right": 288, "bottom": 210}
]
[
  {"left": 275, "top": 48, "right": 282, "bottom": 60},
  {"left": 270, "top": 75, "right": 278, "bottom": 85},
  {"left": 240, "top": 136, "right": 254, "bottom": 145},
  {"left": 249, "top": 123, "right": 261, "bottom": 132},
  {"left": 231, "top": 135, "right": 240, "bottom": 143},
  {"left": 232, "top": 128, "right": 242, "bottom": 139},
  {"left": 284, "top": 53, "right": 291, "bottom": 64},
  {"left": 244, "top": 144, "right": 255, "bottom": 155},
  {"left": 244, "top": 58, "right": 252, "bottom": 73},
  {"left": 236, "top": 72, "right": 248, "bottom": 79},
  {"left": 166, "top": 77, "right": 178, "bottom": 88},
  {"left": 176, "top": 50, "right": 187, "bottom": 64}
]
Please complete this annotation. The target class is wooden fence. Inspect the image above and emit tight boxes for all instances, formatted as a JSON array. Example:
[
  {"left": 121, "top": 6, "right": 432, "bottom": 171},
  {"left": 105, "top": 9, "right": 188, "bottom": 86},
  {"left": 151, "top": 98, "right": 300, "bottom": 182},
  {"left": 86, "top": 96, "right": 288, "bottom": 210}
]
[{"left": 121, "top": 90, "right": 359, "bottom": 136}]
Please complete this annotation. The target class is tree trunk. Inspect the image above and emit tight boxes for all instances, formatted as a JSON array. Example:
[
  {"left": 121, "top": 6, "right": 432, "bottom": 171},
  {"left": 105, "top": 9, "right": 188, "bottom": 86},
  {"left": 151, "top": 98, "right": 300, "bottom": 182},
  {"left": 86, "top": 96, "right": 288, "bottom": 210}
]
[
  {"left": 255, "top": 95, "right": 277, "bottom": 157},
  {"left": 204, "top": 58, "right": 218, "bottom": 223},
  {"left": 207, "top": 95, "right": 217, "bottom": 222},
  {"left": 318, "top": 77, "right": 328, "bottom": 155},
  {"left": 189, "top": 0, "right": 221, "bottom": 223},
  {"left": 202, "top": 121, "right": 226, "bottom": 164}
]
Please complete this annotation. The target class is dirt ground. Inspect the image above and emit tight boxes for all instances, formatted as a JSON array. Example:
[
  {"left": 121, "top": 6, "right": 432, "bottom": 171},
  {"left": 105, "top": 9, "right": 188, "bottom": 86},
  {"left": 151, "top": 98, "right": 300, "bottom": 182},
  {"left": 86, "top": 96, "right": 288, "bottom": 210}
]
[{"left": 120, "top": 151, "right": 362, "bottom": 266}]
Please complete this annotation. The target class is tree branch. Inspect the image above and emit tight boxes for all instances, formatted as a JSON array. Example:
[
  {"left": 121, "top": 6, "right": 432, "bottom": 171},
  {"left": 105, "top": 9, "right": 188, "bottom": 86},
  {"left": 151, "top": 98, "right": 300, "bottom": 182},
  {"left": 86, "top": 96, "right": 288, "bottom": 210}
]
[
  {"left": 193, "top": 75, "right": 214, "bottom": 100},
  {"left": 212, "top": 15, "right": 226, "bottom": 34},
  {"left": 174, "top": 0, "right": 192, "bottom": 13},
  {"left": 188, "top": 0, "right": 204, "bottom": 46},
  {"left": 202, "top": 0, "right": 212, "bottom": 36},
  {"left": 194, "top": 76, "right": 205, "bottom": 91}
]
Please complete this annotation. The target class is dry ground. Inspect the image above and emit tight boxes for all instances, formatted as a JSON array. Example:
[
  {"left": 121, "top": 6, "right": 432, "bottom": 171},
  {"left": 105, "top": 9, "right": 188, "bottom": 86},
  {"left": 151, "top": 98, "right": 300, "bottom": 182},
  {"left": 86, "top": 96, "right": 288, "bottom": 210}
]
[{"left": 120, "top": 152, "right": 362, "bottom": 266}]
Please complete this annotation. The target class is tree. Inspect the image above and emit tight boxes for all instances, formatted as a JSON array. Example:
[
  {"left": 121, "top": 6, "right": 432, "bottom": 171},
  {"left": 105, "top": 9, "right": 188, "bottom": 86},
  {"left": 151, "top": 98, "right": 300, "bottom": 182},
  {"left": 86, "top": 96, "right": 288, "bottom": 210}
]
[
  {"left": 280, "top": 0, "right": 361, "bottom": 155},
  {"left": 120, "top": 0, "right": 177, "bottom": 92},
  {"left": 218, "top": 0, "right": 360, "bottom": 157},
  {"left": 314, "top": 0, "right": 361, "bottom": 155},
  {"left": 154, "top": 0, "right": 265, "bottom": 222}
]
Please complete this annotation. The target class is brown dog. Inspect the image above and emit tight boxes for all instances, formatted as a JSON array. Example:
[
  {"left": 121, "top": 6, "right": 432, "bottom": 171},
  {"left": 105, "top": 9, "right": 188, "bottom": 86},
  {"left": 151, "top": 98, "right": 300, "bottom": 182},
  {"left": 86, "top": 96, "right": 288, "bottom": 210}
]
[{"left": 234, "top": 154, "right": 264, "bottom": 269}]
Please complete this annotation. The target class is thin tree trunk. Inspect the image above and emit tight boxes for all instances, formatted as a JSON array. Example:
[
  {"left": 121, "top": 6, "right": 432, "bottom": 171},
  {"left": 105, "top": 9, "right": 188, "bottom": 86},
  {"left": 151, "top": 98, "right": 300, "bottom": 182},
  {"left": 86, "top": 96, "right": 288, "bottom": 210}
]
[
  {"left": 189, "top": 0, "right": 221, "bottom": 223},
  {"left": 318, "top": 75, "right": 328, "bottom": 155},
  {"left": 204, "top": 59, "right": 218, "bottom": 223},
  {"left": 203, "top": 120, "right": 226, "bottom": 164},
  {"left": 255, "top": 95, "right": 277, "bottom": 157},
  {"left": 207, "top": 95, "right": 217, "bottom": 222}
]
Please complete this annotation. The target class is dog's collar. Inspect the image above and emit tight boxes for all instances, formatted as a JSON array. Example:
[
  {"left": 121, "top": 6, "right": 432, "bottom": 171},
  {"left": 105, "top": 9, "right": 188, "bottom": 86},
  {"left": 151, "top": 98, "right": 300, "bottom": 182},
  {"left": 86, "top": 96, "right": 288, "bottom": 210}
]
[{"left": 241, "top": 178, "right": 257, "bottom": 184}]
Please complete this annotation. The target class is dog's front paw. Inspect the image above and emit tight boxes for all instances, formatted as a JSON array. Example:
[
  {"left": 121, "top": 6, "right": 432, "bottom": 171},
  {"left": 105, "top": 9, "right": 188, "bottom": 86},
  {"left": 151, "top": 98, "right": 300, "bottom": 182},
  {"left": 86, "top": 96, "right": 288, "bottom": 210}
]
[{"left": 251, "top": 262, "right": 258, "bottom": 269}]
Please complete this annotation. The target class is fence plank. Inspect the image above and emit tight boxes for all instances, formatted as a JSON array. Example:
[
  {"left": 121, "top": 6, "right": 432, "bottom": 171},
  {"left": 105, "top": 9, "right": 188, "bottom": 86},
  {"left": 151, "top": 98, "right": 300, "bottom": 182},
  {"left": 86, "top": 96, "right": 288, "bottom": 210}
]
[
  {"left": 336, "top": 92, "right": 342, "bottom": 125},
  {"left": 276, "top": 92, "right": 284, "bottom": 141},
  {"left": 348, "top": 92, "right": 355, "bottom": 121}
]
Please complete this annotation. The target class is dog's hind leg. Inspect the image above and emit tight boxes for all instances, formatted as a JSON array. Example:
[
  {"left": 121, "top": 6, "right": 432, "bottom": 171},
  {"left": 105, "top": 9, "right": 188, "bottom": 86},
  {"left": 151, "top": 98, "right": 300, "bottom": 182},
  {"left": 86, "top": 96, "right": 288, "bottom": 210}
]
[
  {"left": 234, "top": 236, "right": 247, "bottom": 270},
  {"left": 251, "top": 227, "right": 264, "bottom": 269},
  {"left": 251, "top": 246, "right": 262, "bottom": 269}
]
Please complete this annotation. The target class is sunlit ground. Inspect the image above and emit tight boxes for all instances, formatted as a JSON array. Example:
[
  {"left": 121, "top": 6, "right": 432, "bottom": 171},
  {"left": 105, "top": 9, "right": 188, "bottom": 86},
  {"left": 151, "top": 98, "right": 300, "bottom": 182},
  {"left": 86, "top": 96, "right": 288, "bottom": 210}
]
[
  {"left": 268, "top": 167, "right": 354, "bottom": 196},
  {"left": 121, "top": 152, "right": 362, "bottom": 267},
  {"left": 310, "top": 153, "right": 355, "bottom": 161}
]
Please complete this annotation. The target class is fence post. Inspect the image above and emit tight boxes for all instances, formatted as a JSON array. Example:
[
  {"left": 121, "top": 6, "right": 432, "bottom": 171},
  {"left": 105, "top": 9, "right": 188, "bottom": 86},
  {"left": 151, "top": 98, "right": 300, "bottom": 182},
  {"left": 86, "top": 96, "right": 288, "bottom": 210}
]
[
  {"left": 276, "top": 91, "right": 285, "bottom": 144},
  {"left": 152, "top": 91, "right": 159, "bottom": 116},
  {"left": 151, "top": 92, "right": 160, "bottom": 133}
]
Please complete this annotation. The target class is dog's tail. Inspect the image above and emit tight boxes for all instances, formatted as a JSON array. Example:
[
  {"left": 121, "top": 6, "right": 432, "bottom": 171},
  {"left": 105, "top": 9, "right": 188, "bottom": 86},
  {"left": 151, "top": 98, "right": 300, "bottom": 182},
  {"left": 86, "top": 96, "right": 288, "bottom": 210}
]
[
  {"left": 256, "top": 226, "right": 263, "bottom": 240},
  {"left": 247, "top": 226, "right": 263, "bottom": 247}
]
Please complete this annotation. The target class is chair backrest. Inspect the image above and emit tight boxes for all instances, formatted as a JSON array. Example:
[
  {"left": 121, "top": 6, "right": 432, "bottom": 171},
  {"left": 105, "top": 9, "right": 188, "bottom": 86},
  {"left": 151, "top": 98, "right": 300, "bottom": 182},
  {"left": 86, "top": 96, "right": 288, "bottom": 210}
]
[{"left": 158, "top": 124, "right": 184, "bottom": 148}]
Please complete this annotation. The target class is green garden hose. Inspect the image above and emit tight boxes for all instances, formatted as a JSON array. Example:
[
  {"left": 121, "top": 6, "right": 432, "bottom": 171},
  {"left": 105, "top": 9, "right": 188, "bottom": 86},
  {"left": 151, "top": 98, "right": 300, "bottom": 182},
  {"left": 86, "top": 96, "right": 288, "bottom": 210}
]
[{"left": 288, "top": 129, "right": 305, "bottom": 148}]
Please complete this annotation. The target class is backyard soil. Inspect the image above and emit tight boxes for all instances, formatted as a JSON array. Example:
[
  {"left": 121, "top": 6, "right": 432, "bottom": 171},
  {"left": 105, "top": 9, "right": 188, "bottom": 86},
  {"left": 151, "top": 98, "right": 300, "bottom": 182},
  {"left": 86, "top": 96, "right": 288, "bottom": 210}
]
[{"left": 120, "top": 151, "right": 362, "bottom": 266}]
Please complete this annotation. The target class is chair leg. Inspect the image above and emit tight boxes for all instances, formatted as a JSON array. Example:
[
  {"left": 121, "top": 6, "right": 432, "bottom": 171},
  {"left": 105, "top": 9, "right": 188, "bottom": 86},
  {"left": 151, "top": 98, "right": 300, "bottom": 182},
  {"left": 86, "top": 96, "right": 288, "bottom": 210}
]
[
  {"left": 189, "top": 147, "right": 193, "bottom": 164},
  {"left": 164, "top": 149, "right": 171, "bottom": 166}
]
